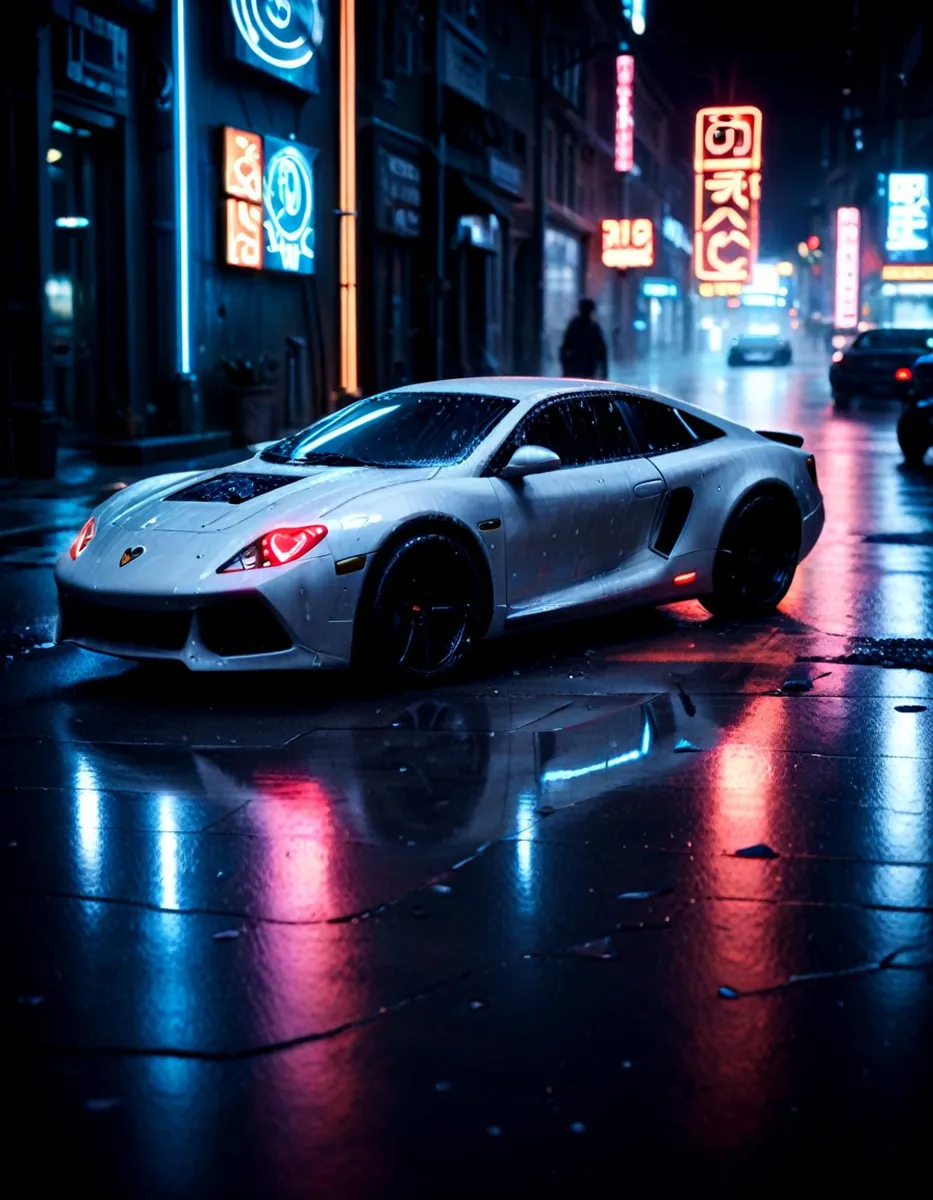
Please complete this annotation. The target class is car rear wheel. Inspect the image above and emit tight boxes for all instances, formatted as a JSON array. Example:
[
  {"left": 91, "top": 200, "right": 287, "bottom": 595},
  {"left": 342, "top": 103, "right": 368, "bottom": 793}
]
[
  {"left": 700, "top": 492, "right": 800, "bottom": 618},
  {"left": 897, "top": 406, "right": 931, "bottom": 467},
  {"left": 359, "top": 533, "right": 483, "bottom": 681}
]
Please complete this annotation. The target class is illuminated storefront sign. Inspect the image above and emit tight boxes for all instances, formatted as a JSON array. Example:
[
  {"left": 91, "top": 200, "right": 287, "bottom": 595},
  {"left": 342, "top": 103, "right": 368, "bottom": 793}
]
[
  {"left": 882, "top": 263, "right": 933, "bottom": 282},
  {"left": 643, "top": 278, "right": 678, "bottom": 298},
  {"left": 834, "top": 207, "right": 860, "bottom": 330},
  {"left": 601, "top": 218, "right": 654, "bottom": 269},
  {"left": 693, "top": 106, "right": 762, "bottom": 283},
  {"left": 223, "top": 127, "right": 317, "bottom": 274},
  {"left": 885, "top": 172, "right": 932, "bottom": 259},
  {"left": 228, "top": 0, "right": 325, "bottom": 92},
  {"left": 614, "top": 55, "right": 634, "bottom": 173}
]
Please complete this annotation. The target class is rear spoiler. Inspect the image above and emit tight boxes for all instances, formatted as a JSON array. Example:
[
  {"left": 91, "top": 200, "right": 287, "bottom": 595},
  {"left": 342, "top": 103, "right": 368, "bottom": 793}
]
[{"left": 756, "top": 429, "right": 804, "bottom": 448}]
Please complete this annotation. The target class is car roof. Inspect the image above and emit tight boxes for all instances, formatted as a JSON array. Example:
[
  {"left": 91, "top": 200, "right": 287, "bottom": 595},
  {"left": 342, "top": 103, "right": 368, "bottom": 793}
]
[{"left": 388, "top": 376, "right": 689, "bottom": 410}]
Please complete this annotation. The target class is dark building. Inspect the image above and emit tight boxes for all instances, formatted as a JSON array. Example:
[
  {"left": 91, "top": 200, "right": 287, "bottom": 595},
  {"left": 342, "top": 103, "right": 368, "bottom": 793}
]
[
  {"left": 3, "top": 0, "right": 694, "bottom": 478},
  {"left": 820, "top": 1, "right": 933, "bottom": 333}
]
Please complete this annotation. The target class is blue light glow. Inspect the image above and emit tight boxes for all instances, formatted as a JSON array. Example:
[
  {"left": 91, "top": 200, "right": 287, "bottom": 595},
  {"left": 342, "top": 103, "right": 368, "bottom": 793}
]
[
  {"left": 541, "top": 719, "right": 652, "bottom": 783},
  {"left": 52, "top": 120, "right": 73, "bottom": 134},
  {"left": 631, "top": 0, "right": 646, "bottom": 35},
  {"left": 173, "top": 0, "right": 191, "bottom": 375},
  {"left": 303, "top": 404, "right": 399, "bottom": 451},
  {"left": 55, "top": 216, "right": 90, "bottom": 229},
  {"left": 885, "top": 173, "right": 932, "bottom": 261}
]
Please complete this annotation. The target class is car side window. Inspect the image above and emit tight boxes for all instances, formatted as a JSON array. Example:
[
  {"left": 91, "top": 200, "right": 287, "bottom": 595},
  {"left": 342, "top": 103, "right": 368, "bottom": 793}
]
[
  {"left": 621, "top": 395, "right": 698, "bottom": 455},
  {"left": 489, "top": 395, "right": 639, "bottom": 473}
]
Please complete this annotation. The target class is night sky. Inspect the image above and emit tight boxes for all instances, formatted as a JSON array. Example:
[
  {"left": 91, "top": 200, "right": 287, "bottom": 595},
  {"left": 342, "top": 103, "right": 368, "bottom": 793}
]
[{"left": 646, "top": 0, "right": 855, "bottom": 253}]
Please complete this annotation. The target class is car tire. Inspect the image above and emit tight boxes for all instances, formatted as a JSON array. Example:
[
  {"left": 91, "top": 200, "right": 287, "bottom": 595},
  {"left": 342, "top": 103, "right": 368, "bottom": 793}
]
[
  {"left": 897, "top": 406, "right": 930, "bottom": 468},
  {"left": 832, "top": 389, "right": 851, "bottom": 410},
  {"left": 700, "top": 491, "right": 800, "bottom": 619},
  {"left": 356, "top": 532, "right": 485, "bottom": 681}
]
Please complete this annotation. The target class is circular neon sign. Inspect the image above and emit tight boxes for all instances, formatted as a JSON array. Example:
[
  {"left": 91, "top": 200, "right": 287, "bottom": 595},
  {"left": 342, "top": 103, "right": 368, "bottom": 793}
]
[
  {"left": 264, "top": 143, "right": 314, "bottom": 271},
  {"left": 230, "top": 1, "right": 324, "bottom": 73}
]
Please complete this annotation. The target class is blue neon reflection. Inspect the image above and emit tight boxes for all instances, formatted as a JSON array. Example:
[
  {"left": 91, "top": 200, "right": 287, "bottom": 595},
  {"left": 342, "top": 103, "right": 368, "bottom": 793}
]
[
  {"left": 541, "top": 718, "right": 652, "bottom": 783},
  {"left": 173, "top": 0, "right": 191, "bottom": 375}
]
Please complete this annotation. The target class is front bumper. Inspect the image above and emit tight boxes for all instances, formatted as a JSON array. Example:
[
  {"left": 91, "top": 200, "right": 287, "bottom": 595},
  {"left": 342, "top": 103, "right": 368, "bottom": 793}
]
[{"left": 54, "top": 530, "right": 367, "bottom": 670}]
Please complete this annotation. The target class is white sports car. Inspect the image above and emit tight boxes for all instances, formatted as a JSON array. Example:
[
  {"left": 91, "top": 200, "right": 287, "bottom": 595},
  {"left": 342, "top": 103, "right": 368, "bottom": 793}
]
[{"left": 55, "top": 378, "right": 824, "bottom": 679}]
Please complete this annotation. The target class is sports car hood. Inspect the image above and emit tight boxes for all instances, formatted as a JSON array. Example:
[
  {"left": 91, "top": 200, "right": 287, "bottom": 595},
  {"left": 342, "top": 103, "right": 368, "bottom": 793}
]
[{"left": 111, "top": 463, "right": 440, "bottom": 533}]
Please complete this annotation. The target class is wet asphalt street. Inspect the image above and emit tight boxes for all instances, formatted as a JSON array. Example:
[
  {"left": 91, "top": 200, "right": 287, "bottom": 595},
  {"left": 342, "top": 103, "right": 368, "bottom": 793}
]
[{"left": 3, "top": 349, "right": 933, "bottom": 1195}]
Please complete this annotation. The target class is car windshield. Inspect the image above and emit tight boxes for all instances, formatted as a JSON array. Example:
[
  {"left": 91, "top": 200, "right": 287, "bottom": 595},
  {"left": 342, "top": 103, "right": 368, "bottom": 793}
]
[
  {"left": 852, "top": 329, "right": 933, "bottom": 352},
  {"left": 261, "top": 391, "right": 517, "bottom": 468}
]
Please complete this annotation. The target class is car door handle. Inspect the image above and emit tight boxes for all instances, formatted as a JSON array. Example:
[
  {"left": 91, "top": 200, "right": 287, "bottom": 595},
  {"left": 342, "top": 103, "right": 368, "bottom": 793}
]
[{"left": 633, "top": 480, "right": 666, "bottom": 497}]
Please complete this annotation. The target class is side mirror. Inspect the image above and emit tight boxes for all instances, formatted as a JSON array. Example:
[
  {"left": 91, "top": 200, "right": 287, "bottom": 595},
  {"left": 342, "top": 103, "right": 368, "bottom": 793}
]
[
  {"left": 249, "top": 440, "right": 277, "bottom": 455},
  {"left": 500, "top": 444, "right": 562, "bottom": 480}
]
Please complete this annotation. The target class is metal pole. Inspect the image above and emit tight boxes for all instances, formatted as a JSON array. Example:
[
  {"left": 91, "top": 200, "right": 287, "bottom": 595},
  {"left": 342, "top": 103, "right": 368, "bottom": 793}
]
[{"left": 531, "top": 2, "right": 545, "bottom": 373}]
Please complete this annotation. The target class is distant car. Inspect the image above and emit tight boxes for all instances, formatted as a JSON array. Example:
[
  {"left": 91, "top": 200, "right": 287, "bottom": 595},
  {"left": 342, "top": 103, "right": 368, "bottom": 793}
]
[
  {"left": 727, "top": 333, "right": 792, "bottom": 367},
  {"left": 896, "top": 351, "right": 933, "bottom": 467},
  {"left": 55, "top": 378, "right": 824, "bottom": 681},
  {"left": 829, "top": 327, "right": 933, "bottom": 409}
]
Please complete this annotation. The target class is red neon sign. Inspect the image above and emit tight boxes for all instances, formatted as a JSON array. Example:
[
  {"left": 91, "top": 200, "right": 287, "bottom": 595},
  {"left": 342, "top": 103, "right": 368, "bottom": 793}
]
[
  {"left": 693, "top": 106, "right": 762, "bottom": 284},
  {"left": 601, "top": 218, "right": 654, "bottom": 269},
  {"left": 224, "top": 127, "right": 264, "bottom": 269},
  {"left": 614, "top": 55, "right": 635, "bottom": 173},
  {"left": 833, "top": 207, "right": 860, "bottom": 330}
]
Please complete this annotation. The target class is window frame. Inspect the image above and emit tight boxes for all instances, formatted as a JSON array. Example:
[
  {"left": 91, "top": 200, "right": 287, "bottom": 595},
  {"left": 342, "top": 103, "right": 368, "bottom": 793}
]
[{"left": 616, "top": 392, "right": 724, "bottom": 457}]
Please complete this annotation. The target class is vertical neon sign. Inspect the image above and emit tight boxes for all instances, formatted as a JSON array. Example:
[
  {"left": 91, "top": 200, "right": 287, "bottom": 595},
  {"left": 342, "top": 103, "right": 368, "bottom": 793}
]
[
  {"left": 339, "top": 0, "right": 358, "bottom": 395},
  {"left": 693, "top": 106, "right": 762, "bottom": 284},
  {"left": 834, "top": 207, "right": 860, "bottom": 330},
  {"left": 173, "top": 0, "right": 191, "bottom": 375},
  {"left": 614, "top": 55, "right": 635, "bottom": 173}
]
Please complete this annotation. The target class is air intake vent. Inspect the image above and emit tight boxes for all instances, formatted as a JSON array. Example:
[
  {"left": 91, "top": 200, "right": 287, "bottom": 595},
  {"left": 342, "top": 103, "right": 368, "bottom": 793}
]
[
  {"left": 653, "top": 488, "right": 693, "bottom": 557},
  {"left": 166, "top": 473, "right": 299, "bottom": 505}
]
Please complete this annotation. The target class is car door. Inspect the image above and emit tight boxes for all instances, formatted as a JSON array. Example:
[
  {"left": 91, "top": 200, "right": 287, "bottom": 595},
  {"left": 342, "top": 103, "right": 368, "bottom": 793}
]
[{"left": 488, "top": 393, "right": 665, "bottom": 610}]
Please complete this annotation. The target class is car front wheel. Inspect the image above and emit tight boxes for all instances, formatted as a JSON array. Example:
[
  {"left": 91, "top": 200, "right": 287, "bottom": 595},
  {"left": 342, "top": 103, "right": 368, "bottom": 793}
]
[
  {"left": 700, "top": 492, "right": 800, "bottom": 618},
  {"left": 357, "top": 532, "right": 484, "bottom": 681},
  {"left": 897, "top": 406, "right": 931, "bottom": 468}
]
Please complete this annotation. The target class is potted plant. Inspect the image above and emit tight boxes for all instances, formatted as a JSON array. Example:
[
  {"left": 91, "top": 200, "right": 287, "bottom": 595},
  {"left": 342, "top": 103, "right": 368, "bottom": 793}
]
[{"left": 220, "top": 354, "right": 281, "bottom": 446}]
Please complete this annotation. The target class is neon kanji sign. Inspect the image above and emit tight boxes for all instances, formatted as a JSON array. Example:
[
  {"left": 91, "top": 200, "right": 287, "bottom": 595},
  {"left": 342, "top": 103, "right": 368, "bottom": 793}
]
[
  {"left": 614, "top": 55, "right": 634, "bottom": 173},
  {"left": 693, "top": 106, "right": 762, "bottom": 284},
  {"left": 601, "top": 218, "right": 654, "bottom": 269},
  {"left": 834, "top": 207, "right": 860, "bottom": 330}
]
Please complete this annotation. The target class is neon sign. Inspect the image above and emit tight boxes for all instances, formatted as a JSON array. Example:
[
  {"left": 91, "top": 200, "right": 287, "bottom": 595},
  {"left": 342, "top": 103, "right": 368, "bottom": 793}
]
[
  {"left": 223, "top": 127, "right": 317, "bottom": 274},
  {"left": 884, "top": 172, "right": 932, "bottom": 261},
  {"left": 228, "top": 0, "right": 325, "bottom": 91},
  {"left": 263, "top": 136, "right": 316, "bottom": 274},
  {"left": 834, "top": 207, "right": 860, "bottom": 330},
  {"left": 882, "top": 263, "right": 933, "bottom": 282},
  {"left": 693, "top": 106, "right": 762, "bottom": 283},
  {"left": 614, "top": 55, "right": 634, "bottom": 173},
  {"left": 601, "top": 218, "right": 654, "bottom": 269}
]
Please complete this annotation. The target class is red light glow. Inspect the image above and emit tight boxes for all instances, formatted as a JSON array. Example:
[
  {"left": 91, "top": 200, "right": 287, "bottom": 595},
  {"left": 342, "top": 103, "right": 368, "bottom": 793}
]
[
  {"left": 601, "top": 217, "right": 654, "bottom": 269},
  {"left": 220, "top": 524, "right": 328, "bottom": 573},
  {"left": 673, "top": 570, "right": 697, "bottom": 586},
  {"left": 895, "top": 367, "right": 912, "bottom": 382},
  {"left": 807, "top": 235, "right": 820, "bottom": 251},
  {"left": 70, "top": 517, "right": 96, "bottom": 560},
  {"left": 614, "top": 55, "right": 635, "bottom": 173}
]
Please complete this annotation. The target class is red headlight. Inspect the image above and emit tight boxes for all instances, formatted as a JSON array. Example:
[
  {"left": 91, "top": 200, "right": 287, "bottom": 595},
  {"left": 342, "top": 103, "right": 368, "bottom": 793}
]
[
  {"left": 69, "top": 516, "right": 96, "bottom": 560},
  {"left": 218, "top": 524, "right": 328, "bottom": 573},
  {"left": 895, "top": 367, "right": 912, "bottom": 382}
]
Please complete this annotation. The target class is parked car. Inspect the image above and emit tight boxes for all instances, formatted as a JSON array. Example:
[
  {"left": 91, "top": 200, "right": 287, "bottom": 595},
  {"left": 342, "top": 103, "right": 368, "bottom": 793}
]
[
  {"left": 829, "top": 327, "right": 933, "bottom": 409},
  {"left": 55, "top": 377, "right": 824, "bottom": 681},
  {"left": 727, "top": 333, "right": 792, "bottom": 367},
  {"left": 896, "top": 351, "right": 933, "bottom": 467}
]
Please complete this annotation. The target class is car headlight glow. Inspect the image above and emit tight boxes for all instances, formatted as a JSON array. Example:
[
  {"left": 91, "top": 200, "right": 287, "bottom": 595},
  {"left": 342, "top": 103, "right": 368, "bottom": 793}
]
[
  {"left": 70, "top": 516, "right": 96, "bottom": 560},
  {"left": 218, "top": 524, "right": 328, "bottom": 573}
]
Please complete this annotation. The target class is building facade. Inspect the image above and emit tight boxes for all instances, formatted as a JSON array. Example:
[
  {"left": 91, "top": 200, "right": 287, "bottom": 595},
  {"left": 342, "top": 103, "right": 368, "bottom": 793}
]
[{"left": 3, "top": 0, "right": 694, "bottom": 478}]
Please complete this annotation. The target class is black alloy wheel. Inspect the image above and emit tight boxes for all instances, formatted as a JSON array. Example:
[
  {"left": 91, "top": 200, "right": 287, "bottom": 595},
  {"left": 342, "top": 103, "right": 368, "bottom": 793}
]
[
  {"left": 897, "top": 406, "right": 931, "bottom": 468},
  {"left": 700, "top": 492, "right": 800, "bottom": 618},
  {"left": 362, "top": 533, "right": 483, "bottom": 680}
]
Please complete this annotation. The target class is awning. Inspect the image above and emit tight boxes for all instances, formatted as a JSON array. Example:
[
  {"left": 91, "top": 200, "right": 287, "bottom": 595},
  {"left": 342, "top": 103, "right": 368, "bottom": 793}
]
[{"left": 451, "top": 172, "right": 515, "bottom": 221}]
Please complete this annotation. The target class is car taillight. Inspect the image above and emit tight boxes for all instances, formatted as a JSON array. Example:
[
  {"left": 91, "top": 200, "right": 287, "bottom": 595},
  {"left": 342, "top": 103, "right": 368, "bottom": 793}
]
[
  {"left": 69, "top": 516, "right": 96, "bottom": 560},
  {"left": 218, "top": 524, "right": 328, "bottom": 573},
  {"left": 831, "top": 350, "right": 844, "bottom": 364},
  {"left": 895, "top": 367, "right": 912, "bottom": 382},
  {"left": 805, "top": 455, "right": 818, "bottom": 486}
]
